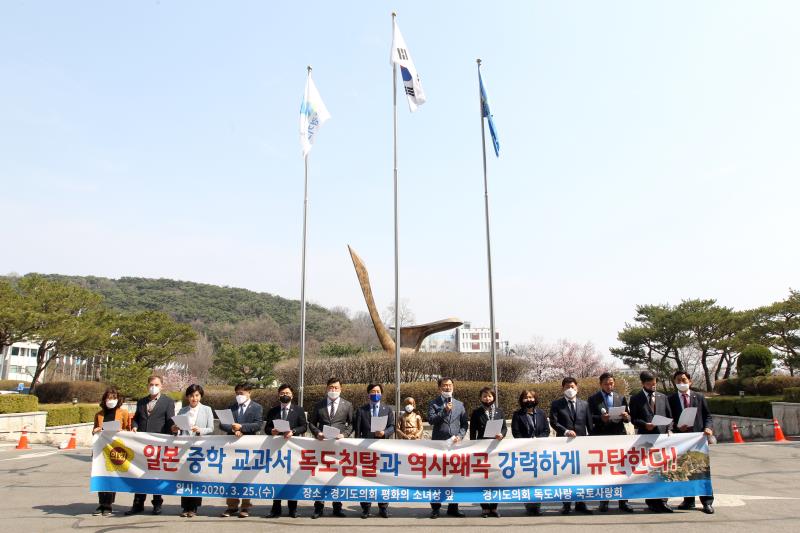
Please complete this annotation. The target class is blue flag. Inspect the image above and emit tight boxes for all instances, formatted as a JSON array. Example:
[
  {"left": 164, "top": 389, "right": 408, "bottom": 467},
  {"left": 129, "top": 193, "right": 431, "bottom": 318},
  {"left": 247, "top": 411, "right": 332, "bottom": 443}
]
[{"left": 479, "top": 71, "right": 500, "bottom": 157}]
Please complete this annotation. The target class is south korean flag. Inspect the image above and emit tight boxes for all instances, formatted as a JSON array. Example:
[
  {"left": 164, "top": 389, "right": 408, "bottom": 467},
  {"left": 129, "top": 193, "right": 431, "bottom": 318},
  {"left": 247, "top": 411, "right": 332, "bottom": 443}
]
[{"left": 391, "top": 18, "right": 426, "bottom": 112}]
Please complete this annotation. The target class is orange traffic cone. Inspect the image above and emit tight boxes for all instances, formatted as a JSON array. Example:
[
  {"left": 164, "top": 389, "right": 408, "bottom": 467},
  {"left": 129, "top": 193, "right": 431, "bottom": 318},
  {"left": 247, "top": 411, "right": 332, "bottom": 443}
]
[
  {"left": 15, "top": 427, "right": 31, "bottom": 450},
  {"left": 60, "top": 429, "right": 77, "bottom": 450},
  {"left": 773, "top": 419, "right": 788, "bottom": 442},
  {"left": 732, "top": 423, "right": 745, "bottom": 444}
]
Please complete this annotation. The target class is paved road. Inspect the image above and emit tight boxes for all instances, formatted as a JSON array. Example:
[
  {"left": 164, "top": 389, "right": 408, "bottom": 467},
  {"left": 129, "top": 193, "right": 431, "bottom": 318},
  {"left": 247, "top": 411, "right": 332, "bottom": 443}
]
[{"left": 0, "top": 440, "right": 798, "bottom": 532}]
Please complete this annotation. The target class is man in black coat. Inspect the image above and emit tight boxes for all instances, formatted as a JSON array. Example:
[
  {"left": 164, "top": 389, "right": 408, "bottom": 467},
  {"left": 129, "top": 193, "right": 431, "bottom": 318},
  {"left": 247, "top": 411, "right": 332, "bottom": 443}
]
[
  {"left": 308, "top": 377, "right": 354, "bottom": 519},
  {"left": 126, "top": 375, "right": 176, "bottom": 516},
  {"left": 265, "top": 384, "right": 307, "bottom": 518},
  {"left": 629, "top": 370, "right": 674, "bottom": 513},
  {"left": 668, "top": 370, "right": 715, "bottom": 514},
  {"left": 587, "top": 372, "right": 634, "bottom": 513},
  {"left": 549, "top": 376, "right": 593, "bottom": 515},
  {"left": 353, "top": 383, "right": 395, "bottom": 518}
]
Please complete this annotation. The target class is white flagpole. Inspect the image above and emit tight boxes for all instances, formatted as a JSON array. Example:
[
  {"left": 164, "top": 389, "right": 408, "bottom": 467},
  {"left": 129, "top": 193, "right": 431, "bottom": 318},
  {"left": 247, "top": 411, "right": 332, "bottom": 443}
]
[
  {"left": 392, "top": 12, "right": 402, "bottom": 426},
  {"left": 478, "top": 59, "right": 498, "bottom": 399},
  {"left": 298, "top": 65, "right": 312, "bottom": 409}
]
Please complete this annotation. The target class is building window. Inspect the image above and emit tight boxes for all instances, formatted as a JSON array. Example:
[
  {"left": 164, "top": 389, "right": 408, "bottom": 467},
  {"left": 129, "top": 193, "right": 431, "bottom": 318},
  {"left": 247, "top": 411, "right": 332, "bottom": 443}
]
[{"left": 11, "top": 347, "right": 20, "bottom": 356}]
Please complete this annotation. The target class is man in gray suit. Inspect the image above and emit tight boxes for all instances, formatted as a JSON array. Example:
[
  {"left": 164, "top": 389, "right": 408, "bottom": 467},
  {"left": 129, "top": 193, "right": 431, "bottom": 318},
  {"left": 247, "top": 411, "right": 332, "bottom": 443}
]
[
  {"left": 308, "top": 377, "right": 353, "bottom": 519},
  {"left": 427, "top": 377, "right": 468, "bottom": 519}
]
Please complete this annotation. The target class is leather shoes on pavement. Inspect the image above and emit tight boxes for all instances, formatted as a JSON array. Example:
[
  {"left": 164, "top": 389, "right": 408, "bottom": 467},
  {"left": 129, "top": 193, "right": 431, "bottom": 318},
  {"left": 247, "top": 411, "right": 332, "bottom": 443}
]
[{"left": 702, "top": 504, "right": 715, "bottom": 514}]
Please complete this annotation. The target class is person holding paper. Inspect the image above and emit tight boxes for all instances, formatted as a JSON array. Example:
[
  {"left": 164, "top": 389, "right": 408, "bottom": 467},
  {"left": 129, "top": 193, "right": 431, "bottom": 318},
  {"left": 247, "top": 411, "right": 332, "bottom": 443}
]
[
  {"left": 171, "top": 384, "right": 214, "bottom": 517},
  {"left": 308, "top": 377, "right": 353, "bottom": 519},
  {"left": 587, "top": 372, "right": 634, "bottom": 513},
  {"left": 549, "top": 377, "right": 594, "bottom": 515},
  {"left": 427, "top": 377, "right": 469, "bottom": 519},
  {"left": 511, "top": 389, "right": 550, "bottom": 516},
  {"left": 396, "top": 397, "right": 423, "bottom": 440},
  {"left": 265, "top": 384, "right": 307, "bottom": 519},
  {"left": 91, "top": 387, "right": 131, "bottom": 516},
  {"left": 629, "top": 370, "right": 674, "bottom": 513},
  {"left": 668, "top": 371, "right": 715, "bottom": 514},
  {"left": 354, "top": 383, "right": 395, "bottom": 518},
  {"left": 219, "top": 382, "right": 263, "bottom": 518},
  {"left": 469, "top": 386, "right": 507, "bottom": 518}
]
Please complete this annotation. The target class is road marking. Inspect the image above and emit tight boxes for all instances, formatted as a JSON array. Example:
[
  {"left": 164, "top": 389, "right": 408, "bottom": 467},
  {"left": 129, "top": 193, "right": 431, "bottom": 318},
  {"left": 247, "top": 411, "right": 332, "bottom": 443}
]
[
  {"left": 0, "top": 451, "right": 57, "bottom": 461},
  {"left": 711, "top": 493, "right": 800, "bottom": 507}
]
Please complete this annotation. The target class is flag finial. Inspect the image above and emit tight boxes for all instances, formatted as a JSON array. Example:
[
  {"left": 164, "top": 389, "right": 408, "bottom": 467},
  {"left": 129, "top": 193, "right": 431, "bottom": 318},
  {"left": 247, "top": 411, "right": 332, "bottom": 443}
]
[
  {"left": 477, "top": 58, "right": 482, "bottom": 66},
  {"left": 307, "top": 65, "right": 312, "bottom": 73}
]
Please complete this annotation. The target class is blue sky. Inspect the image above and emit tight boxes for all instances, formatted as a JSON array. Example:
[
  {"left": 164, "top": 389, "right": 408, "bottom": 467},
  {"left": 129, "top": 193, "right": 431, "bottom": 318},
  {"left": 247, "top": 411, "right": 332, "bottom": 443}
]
[{"left": 2, "top": 1, "right": 798, "bottom": 355}]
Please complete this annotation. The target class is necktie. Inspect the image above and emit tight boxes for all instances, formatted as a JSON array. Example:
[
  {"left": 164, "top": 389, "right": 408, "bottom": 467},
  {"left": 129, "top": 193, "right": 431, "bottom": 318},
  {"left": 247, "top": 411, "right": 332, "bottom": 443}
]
[
  {"left": 649, "top": 393, "right": 655, "bottom": 411},
  {"left": 329, "top": 401, "right": 335, "bottom": 420},
  {"left": 238, "top": 404, "right": 245, "bottom": 419},
  {"left": 682, "top": 393, "right": 690, "bottom": 409},
  {"left": 568, "top": 400, "right": 576, "bottom": 420},
  {"left": 373, "top": 404, "right": 379, "bottom": 418},
  {"left": 282, "top": 407, "right": 288, "bottom": 420}
]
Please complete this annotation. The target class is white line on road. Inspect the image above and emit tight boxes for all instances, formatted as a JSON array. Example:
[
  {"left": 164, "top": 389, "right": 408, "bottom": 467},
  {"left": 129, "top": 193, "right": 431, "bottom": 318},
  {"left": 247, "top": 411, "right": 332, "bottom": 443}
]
[{"left": 0, "top": 451, "right": 57, "bottom": 461}]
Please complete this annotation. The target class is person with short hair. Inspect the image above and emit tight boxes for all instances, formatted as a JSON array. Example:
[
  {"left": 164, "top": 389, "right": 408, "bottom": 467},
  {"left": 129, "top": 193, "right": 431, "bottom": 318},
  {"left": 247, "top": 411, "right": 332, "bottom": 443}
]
[
  {"left": 511, "top": 389, "right": 550, "bottom": 516},
  {"left": 469, "top": 386, "right": 507, "bottom": 518},
  {"left": 396, "top": 397, "right": 423, "bottom": 440},
  {"left": 427, "top": 377, "right": 468, "bottom": 519},
  {"left": 126, "top": 375, "right": 175, "bottom": 516},
  {"left": 92, "top": 387, "right": 131, "bottom": 516},
  {"left": 265, "top": 384, "right": 307, "bottom": 518},
  {"left": 219, "top": 382, "right": 263, "bottom": 518},
  {"left": 354, "top": 383, "right": 395, "bottom": 518},
  {"left": 172, "top": 384, "right": 214, "bottom": 517}
]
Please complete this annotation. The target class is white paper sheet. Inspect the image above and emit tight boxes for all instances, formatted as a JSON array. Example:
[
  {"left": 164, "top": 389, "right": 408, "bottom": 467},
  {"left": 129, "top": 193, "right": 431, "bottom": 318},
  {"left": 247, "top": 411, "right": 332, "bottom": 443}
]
[
  {"left": 370, "top": 415, "right": 388, "bottom": 433},
  {"left": 650, "top": 415, "right": 673, "bottom": 426},
  {"left": 215, "top": 409, "right": 235, "bottom": 425},
  {"left": 323, "top": 425, "right": 340, "bottom": 439},
  {"left": 483, "top": 419, "right": 504, "bottom": 438},
  {"left": 272, "top": 419, "right": 291, "bottom": 433},
  {"left": 102, "top": 420, "right": 121, "bottom": 432},
  {"left": 608, "top": 406, "right": 626, "bottom": 421},
  {"left": 677, "top": 407, "right": 697, "bottom": 428},
  {"left": 172, "top": 414, "right": 191, "bottom": 432}
]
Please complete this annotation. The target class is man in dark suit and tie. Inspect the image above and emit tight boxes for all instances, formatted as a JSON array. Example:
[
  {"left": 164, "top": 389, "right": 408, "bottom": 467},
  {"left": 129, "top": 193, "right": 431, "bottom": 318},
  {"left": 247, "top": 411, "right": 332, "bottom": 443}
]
[
  {"left": 308, "top": 377, "right": 354, "bottom": 519},
  {"left": 629, "top": 370, "right": 674, "bottom": 513},
  {"left": 219, "top": 382, "right": 263, "bottom": 518},
  {"left": 588, "top": 372, "right": 634, "bottom": 513},
  {"left": 668, "top": 370, "right": 715, "bottom": 514},
  {"left": 126, "top": 375, "right": 176, "bottom": 516},
  {"left": 549, "top": 376, "right": 593, "bottom": 515},
  {"left": 265, "top": 383, "right": 308, "bottom": 518},
  {"left": 354, "top": 383, "right": 395, "bottom": 518}
]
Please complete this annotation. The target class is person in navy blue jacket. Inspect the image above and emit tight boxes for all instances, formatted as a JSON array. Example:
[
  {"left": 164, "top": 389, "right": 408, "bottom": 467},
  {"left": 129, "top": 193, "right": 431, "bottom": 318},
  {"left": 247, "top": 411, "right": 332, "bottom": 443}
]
[{"left": 354, "top": 383, "right": 396, "bottom": 518}]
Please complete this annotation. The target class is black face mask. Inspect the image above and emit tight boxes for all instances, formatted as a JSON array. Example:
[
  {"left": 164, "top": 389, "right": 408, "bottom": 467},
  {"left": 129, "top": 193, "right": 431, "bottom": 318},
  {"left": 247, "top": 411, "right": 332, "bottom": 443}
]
[
  {"left": 481, "top": 400, "right": 494, "bottom": 408},
  {"left": 523, "top": 400, "right": 538, "bottom": 409},
  {"left": 279, "top": 395, "right": 291, "bottom": 404}
]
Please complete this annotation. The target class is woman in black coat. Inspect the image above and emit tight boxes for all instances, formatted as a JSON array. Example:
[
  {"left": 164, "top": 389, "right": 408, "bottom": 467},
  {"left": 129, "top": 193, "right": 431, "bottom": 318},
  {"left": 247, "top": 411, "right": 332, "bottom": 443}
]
[
  {"left": 511, "top": 389, "right": 551, "bottom": 516},
  {"left": 469, "top": 386, "right": 507, "bottom": 518}
]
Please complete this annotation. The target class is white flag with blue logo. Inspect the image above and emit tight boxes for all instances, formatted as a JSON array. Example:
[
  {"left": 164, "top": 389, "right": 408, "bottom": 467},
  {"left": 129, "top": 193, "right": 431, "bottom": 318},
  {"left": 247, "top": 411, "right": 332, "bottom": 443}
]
[
  {"left": 480, "top": 71, "right": 500, "bottom": 157},
  {"left": 391, "top": 18, "right": 426, "bottom": 112},
  {"left": 300, "top": 72, "right": 331, "bottom": 156}
]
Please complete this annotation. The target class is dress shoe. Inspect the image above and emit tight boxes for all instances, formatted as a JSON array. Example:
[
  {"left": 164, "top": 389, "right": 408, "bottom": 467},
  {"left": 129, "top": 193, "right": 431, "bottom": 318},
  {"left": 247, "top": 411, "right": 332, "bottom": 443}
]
[
  {"left": 180, "top": 511, "right": 190, "bottom": 518},
  {"left": 561, "top": 505, "right": 572, "bottom": 515},
  {"left": 93, "top": 507, "right": 104, "bottom": 516},
  {"left": 266, "top": 511, "right": 282, "bottom": 518},
  {"left": 702, "top": 504, "right": 714, "bottom": 514},
  {"left": 481, "top": 511, "right": 489, "bottom": 518},
  {"left": 430, "top": 509, "right": 440, "bottom": 519},
  {"left": 151, "top": 506, "right": 162, "bottom": 515},
  {"left": 379, "top": 508, "right": 389, "bottom": 518},
  {"left": 619, "top": 503, "right": 635, "bottom": 513},
  {"left": 101, "top": 509, "right": 113, "bottom": 517},
  {"left": 220, "top": 509, "right": 237, "bottom": 517},
  {"left": 598, "top": 501, "right": 609, "bottom": 513},
  {"left": 526, "top": 507, "right": 542, "bottom": 516},
  {"left": 575, "top": 503, "right": 593, "bottom": 515},
  {"left": 678, "top": 501, "right": 696, "bottom": 511},
  {"left": 332, "top": 509, "right": 346, "bottom": 518},
  {"left": 288, "top": 510, "right": 298, "bottom": 518},
  {"left": 238, "top": 510, "right": 250, "bottom": 518},
  {"left": 489, "top": 511, "right": 501, "bottom": 518},
  {"left": 361, "top": 510, "right": 369, "bottom": 519},
  {"left": 311, "top": 511, "right": 322, "bottom": 519},
  {"left": 187, "top": 511, "right": 196, "bottom": 518},
  {"left": 446, "top": 510, "right": 466, "bottom": 518},
  {"left": 661, "top": 503, "right": 674, "bottom": 513},
  {"left": 124, "top": 506, "right": 144, "bottom": 516}
]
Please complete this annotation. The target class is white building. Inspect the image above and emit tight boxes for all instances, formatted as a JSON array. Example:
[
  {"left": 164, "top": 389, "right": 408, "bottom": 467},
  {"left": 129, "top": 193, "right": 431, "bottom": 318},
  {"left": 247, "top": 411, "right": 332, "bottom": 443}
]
[
  {"left": 419, "top": 331, "right": 457, "bottom": 352},
  {"left": 455, "top": 322, "right": 504, "bottom": 354},
  {"left": 0, "top": 341, "right": 44, "bottom": 383}
]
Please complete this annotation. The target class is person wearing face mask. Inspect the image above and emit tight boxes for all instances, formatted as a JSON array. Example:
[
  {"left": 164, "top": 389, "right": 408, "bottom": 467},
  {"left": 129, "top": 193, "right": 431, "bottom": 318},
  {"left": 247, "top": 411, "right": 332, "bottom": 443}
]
[
  {"left": 427, "top": 377, "right": 468, "bottom": 519},
  {"left": 587, "top": 372, "right": 634, "bottom": 513},
  {"left": 219, "top": 382, "right": 263, "bottom": 518},
  {"left": 126, "top": 375, "right": 175, "bottom": 516},
  {"left": 92, "top": 387, "right": 131, "bottom": 516},
  {"left": 265, "top": 384, "right": 307, "bottom": 518},
  {"left": 668, "top": 370, "right": 714, "bottom": 514},
  {"left": 511, "top": 389, "right": 550, "bottom": 516},
  {"left": 396, "top": 397, "right": 423, "bottom": 440},
  {"left": 171, "top": 384, "right": 214, "bottom": 517},
  {"left": 469, "top": 387, "right": 507, "bottom": 518},
  {"left": 549, "top": 377, "right": 594, "bottom": 515},
  {"left": 629, "top": 370, "right": 674, "bottom": 513},
  {"left": 354, "top": 383, "right": 395, "bottom": 518},
  {"left": 308, "top": 377, "right": 353, "bottom": 519}
]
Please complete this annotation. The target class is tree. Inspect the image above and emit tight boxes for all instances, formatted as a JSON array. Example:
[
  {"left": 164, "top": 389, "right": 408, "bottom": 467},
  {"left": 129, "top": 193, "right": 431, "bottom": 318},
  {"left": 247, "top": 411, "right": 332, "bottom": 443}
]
[
  {"left": 319, "top": 341, "right": 364, "bottom": 358},
  {"left": 0, "top": 279, "right": 38, "bottom": 355},
  {"left": 549, "top": 339, "right": 610, "bottom": 379},
  {"left": 382, "top": 299, "right": 415, "bottom": 330},
  {"left": 751, "top": 290, "right": 800, "bottom": 375},
  {"left": 677, "top": 299, "right": 732, "bottom": 391},
  {"left": 737, "top": 344, "right": 773, "bottom": 378},
  {"left": 210, "top": 342, "right": 287, "bottom": 387}
]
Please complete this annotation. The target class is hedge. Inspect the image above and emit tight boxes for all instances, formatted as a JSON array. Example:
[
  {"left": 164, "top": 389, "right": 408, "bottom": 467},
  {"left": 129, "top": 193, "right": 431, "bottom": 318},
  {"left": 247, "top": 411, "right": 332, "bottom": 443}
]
[
  {"left": 706, "top": 396, "right": 782, "bottom": 419},
  {"left": 714, "top": 376, "right": 800, "bottom": 396},
  {"left": 784, "top": 387, "right": 800, "bottom": 403},
  {"left": 34, "top": 381, "right": 108, "bottom": 404},
  {"left": 41, "top": 403, "right": 99, "bottom": 426},
  {"left": 0, "top": 379, "right": 31, "bottom": 391},
  {"left": 0, "top": 394, "right": 39, "bottom": 414}
]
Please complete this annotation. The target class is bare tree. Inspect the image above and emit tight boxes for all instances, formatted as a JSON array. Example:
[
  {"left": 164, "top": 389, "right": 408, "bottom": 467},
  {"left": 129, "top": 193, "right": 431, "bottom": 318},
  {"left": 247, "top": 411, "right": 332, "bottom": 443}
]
[
  {"left": 382, "top": 298, "right": 416, "bottom": 330},
  {"left": 184, "top": 333, "right": 215, "bottom": 381}
]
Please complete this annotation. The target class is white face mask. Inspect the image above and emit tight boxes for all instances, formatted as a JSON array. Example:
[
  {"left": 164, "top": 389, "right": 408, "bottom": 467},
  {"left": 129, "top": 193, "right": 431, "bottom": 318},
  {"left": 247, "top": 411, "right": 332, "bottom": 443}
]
[
  {"left": 563, "top": 388, "right": 578, "bottom": 400},
  {"left": 441, "top": 391, "right": 453, "bottom": 399},
  {"left": 676, "top": 383, "right": 691, "bottom": 392},
  {"left": 327, "top": 390, "right": 340, "bottom": 400},
  {"left": 404, "top": 404, "right": 414, "bottom": 413},
  {"left": 235, "top": 394, "right": 248, "bottom": 405},
  {"left": 105, "top": 399, "right": 118, "bottom": 409},
  {"left": 148, "top": 385, "right": 160, "bottom": 396}
]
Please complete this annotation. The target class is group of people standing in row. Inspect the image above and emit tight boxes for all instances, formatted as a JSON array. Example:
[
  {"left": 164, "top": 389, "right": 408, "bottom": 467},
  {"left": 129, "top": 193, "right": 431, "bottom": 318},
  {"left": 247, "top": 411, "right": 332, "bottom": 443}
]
[{"left": 91, "top": 369, "right": 714, "bottom": 519}]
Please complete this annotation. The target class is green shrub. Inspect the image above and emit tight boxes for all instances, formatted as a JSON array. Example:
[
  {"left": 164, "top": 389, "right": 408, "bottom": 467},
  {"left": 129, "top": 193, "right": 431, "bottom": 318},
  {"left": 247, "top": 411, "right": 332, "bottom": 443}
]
[
  {"left": 0, "top": 394, "right": 39, "bottom": 414},
  {"left": 41, "top": 403, "right": 99, "bottom": 426},
  {"left": 783, "top": 387, "right": 800, "bottom": 403},
  {"left": 78, "top": 404, "right": 99, "bottom": 423},
  {"left": 0, "top": 379, "right": 32, "bottom": 391},
  {"left": 714, "top": 375, "right": 800, "bottom": 395},
  {"left": 34, "top": 381, "right": 107, "bottom": 404},
  {"left": 706, "top": 395, "right": 781, "bottom": 419},
  {"left": 737, "top": 344, "right": 773, "bottom": 378}
]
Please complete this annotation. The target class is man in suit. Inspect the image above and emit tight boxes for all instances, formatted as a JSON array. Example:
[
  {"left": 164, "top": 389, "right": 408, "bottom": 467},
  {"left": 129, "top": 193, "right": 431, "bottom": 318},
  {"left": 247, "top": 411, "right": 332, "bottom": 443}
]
[
  {"left": 629, "top": 370, "right": 674, "bottom": 513},
  {"left": 668, "top": 370, "right": 715, "bottom": 514},
  {"left": 354, "top": 383, "right": 395, "bottom": 519},
  {"left": 550, "top": 376, "right": 594, "bottom": 515},
  {"left": 265, "top": 384, "right": 307, "bottom": 518},
  {"left": 427, "top": 377, "right": 469, "bottom": 519},
  {"left": 219, "top": 382, "right": 263, "bottom": 518},
  {"left": 308, "top": 377, "right": 354, "bottom": 519},
  {"left": 588, "top": 372, "right": 634, "bottom": 513},
  {"left": 126, "top": 375, "right": 176, "bottom": 516}
]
